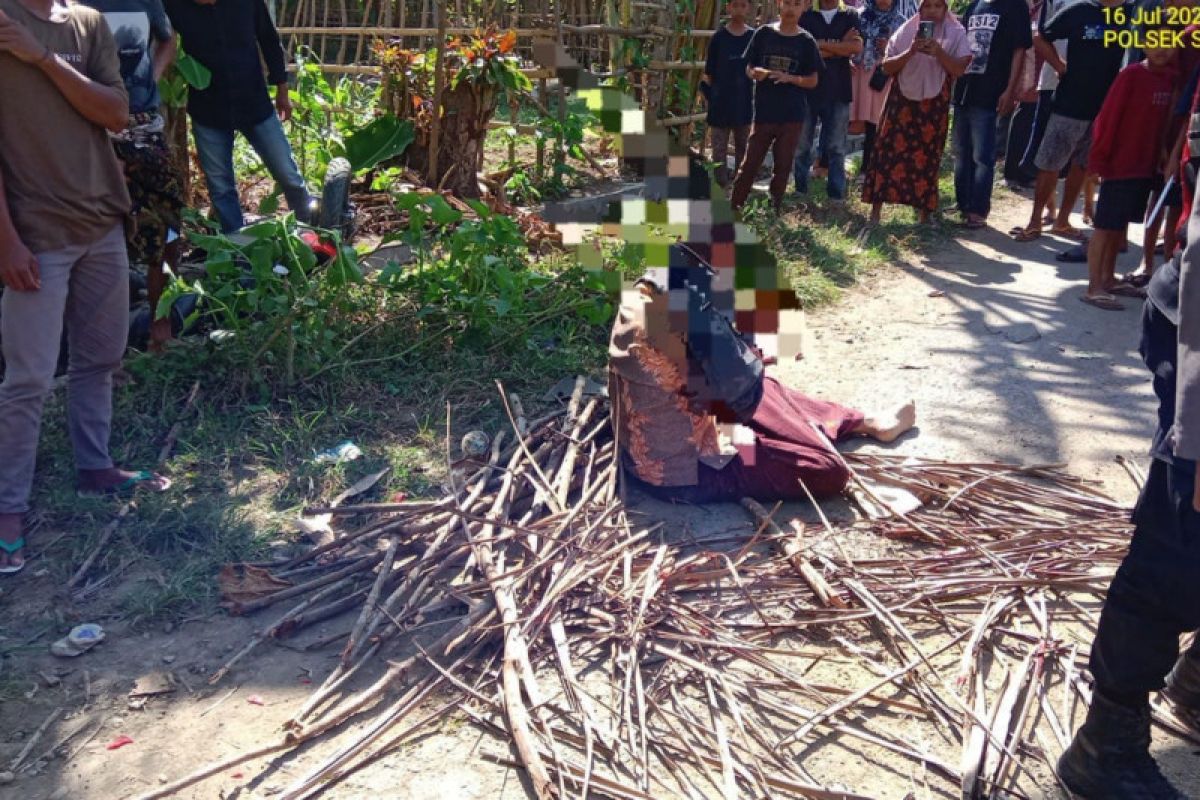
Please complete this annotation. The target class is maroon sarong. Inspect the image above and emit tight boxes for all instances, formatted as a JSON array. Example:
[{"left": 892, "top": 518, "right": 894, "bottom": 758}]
[{"left": 634, "top": 377, "right": 865, "bottom": 503}]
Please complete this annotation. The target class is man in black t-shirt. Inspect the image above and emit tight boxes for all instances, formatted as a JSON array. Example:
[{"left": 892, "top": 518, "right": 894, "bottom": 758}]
[
  {"left": 1013, "top": 0, "right": 1132, "bottom": 241},
  {"left": 794, "top": 0, "right": 862, "bottom": 201},
  {"left": 729, "top": 0, "right": 824, "bottom": 211},
  {"left": 952, "top": 0, "right": 1032, "bottom": 228}
]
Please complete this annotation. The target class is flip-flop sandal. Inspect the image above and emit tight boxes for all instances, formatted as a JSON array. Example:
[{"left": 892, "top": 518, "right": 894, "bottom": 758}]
[
  {"left": 1110, "top": 282, "right": 1147, "bottom": 298},
  {"left": 1012, "top": 228, "right": 1042, "bottom": 242},
  {"left": 1080, "top": 294, "right": 1125, "bottom": 311},
  {"left": 77, "top": 470, "right": 172, "bottom": 499},
  {"left": 1056, "top": 244, "right": 1088, "bottom": 263},
  {"left": 1050, "top": 227, "right": 1087, "bottom": 242},
  {"left": 0, "top": 537, "right": 25, "bottom": 575},
  {"left": 961, "top": 218, "right": 987, "bottom": 230},
  {"left": 1122, "top": 273, "right": 1152, "bottom": 288}
]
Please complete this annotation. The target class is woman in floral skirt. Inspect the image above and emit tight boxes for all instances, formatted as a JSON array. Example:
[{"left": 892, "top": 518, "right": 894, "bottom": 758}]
[{"left": 862, "top": 0, "right": 971, "bottom": 223}]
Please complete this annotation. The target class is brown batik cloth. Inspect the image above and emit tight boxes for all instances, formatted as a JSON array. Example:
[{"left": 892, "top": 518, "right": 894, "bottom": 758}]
[{"left": 111, "top": 113, "right": 183, "bottom": 266}]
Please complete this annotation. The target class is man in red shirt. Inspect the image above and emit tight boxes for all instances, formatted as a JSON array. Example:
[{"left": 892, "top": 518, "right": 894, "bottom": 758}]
[{"left": 1080, "top": 39, "right": 1177, "bottom": 311}]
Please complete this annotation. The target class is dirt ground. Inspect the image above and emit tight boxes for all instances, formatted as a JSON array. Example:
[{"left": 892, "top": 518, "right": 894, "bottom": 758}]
[{"left": 1, "top": 190, "right": 1195, "bottom": 800}]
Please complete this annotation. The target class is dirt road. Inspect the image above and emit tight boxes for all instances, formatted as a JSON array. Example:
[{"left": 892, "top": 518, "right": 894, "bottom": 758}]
[{"left": 779, "top": 192, "right": 1156, "bottom": 505}]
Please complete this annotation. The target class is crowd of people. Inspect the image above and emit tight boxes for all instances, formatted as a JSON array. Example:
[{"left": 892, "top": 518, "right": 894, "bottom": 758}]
[{"left": 704, "top": 0, "right": 1200, "bottom": 312}]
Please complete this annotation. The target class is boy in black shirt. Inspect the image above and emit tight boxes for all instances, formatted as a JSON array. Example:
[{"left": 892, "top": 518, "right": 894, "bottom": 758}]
[
  {"left": 794, "top": 0, "right": 862, "bottom": 201},
  {"left": 952, "top": 0, "right": 1032, "bottom": 229},
  {"left": 730, "top": 0, "right": 824, "bottom": 211},
  {"left": 702, "top": 0, "right": 755, "bottom": 186}
]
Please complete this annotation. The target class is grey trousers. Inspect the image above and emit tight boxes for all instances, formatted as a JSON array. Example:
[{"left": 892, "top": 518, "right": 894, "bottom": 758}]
[{"left": 0, "top": 223, "right": 128, "bottom": 514}]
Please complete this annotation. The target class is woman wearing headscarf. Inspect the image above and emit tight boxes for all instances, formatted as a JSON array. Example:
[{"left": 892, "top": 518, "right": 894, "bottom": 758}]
[
  {"left": 862, "top": 0, "right": 971, "bottom": 224},
  {"left": 851, "top": 0, "right": 909, "bottom": 174}
]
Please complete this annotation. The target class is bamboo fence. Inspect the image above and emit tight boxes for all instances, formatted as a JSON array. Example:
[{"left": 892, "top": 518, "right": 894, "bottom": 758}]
[{"left": 270, "top": 0, "right": 789, "bottom": 178}]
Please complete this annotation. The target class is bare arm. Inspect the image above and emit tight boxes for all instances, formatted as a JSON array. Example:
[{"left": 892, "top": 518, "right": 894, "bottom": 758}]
[
  {"left": 0, "top": 11, "right": 127, "bottom": 132},
  {"left": 997, "top": 47, "right": 1027, "bottom": 114},
  {"left": 0, "top": 170, "right": 41, "bottom": 291},
  {"left": 152, "top": 34, "right": 177, "bottom": 83},
  {"left": 1033, "top": 33, "right": 1065, "bottom": 75}
]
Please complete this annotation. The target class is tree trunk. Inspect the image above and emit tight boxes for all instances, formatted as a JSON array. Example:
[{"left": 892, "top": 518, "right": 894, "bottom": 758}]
[{"left": 433, "top": 83, "right": 498, "bottom": 198}]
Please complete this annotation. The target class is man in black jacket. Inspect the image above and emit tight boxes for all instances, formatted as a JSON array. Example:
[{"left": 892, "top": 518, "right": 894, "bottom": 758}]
[{"left": 164, "top": 0, "right": 311, "bottom": 232}]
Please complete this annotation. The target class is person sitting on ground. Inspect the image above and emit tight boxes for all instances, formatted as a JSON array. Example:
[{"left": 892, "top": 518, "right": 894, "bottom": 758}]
[
  {"left": 1080, "top": 37, "right": 1176, "bottom": 312},
  {"left": 729, "top": 0, "right": 823, "bottom": 211},
  {"left": 701, "top": 0, "right": 756, "bottom": 187},
  {"left": 0, "top": 0, "right": 173, "bottom": 575},
  {"left": 163, "top": 0, "right": 311, "bottom": 233},
  {"left": 850, "top": 0, "right": 909, "bottom": 176},
  {"left": 863, "top": 0, "right": 971, "bottom": 224},
  {"left": 609, "top": 242, "right": 916, "bottom": 504},
  {"left": 1011, "top": 0, "right": 1132, "bottom": 243}
]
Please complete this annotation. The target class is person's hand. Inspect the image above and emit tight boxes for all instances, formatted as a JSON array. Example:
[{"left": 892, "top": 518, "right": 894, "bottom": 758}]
[
  {"left": 0, "top": 10, "right": 48, "bottom": 64},
  {"left": 768, "top": 69, "right": 791, "bottom": 83},
  {"left": 1053, "top": 60, "right": 1066, "bottom": 78},
  {"left": 0, "top": 236, "right": 41, "bottom": 291},
  {"left": 750, "top": 66, "right": 770, "bottom": 81},
  {"left": 275, "top": 86, "right": 293, "bottom": 122},
  {"left": 997, "top": 90, "right": 1016, "bottom": 117}
]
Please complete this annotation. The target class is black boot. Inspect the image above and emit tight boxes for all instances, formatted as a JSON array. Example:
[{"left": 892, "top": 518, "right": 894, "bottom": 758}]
[
  {"left": 1057, "top": 691, "right": 1185, "bottom": 799},
  {"left": 1164, "top": 648, "right": 1200, "bottom": 710}
]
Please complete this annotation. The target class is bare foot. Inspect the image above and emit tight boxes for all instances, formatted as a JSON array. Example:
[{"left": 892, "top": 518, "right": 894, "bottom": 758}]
[
  {"left": 0, "top": 513, "right": 25, "bottom": 572},
  {"left": 857, "top": 400, "right": 917, "bottom": 443}
]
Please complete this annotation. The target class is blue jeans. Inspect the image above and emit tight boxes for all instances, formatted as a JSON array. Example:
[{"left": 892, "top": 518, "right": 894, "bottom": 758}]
[
  {"left": 192, "top": 114, "right": 312, "bottom": 233},
  {"left": 793, "top": 101, "right": 850, "bottom": 200},
  {"left": 952, "top": 104, "right": 998, "bottom": 219}
]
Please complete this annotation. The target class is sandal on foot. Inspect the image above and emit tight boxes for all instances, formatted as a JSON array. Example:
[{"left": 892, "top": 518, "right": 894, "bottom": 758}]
[
  {"left": 1012, "top": 228, "right": 1042, "bottom": 242},
  {"left": 1110, "top": 282, "right": 1147, "bottom": 298},
  {"left": 1080, "top": 293, "right": 1125, "bottom": 311},
  {"left": 961, "top": 218, "right": 987, "bottom": 230},
  {"left": 77, "top": 470, "right": 172, "bottom": 499},
  {"left": 1050, "top": 226, "right": 1087, "bottom": 241},
  {"left": 0, "top": 537, "right": 26, "bottom": 575},
  {"left": 1122, "top": 272, "right": 1152, "bottom": 288}
]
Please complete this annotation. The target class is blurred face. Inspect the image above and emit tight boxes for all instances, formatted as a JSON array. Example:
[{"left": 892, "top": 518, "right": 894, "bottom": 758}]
[
  {"left": 779, "top": 0, "right": 805, "bottom": 22},
  {"left": 920, "top": 0, "right": 947, "bottom": 21},
  {"left": 727, "top": 0, "right": 751, "bottom": 20},
  {"left": 876, "top": 0, "right": 895, "bottom": 10},
  {"left": 1145, "top": 42, "right": 1177, "bottom": 68}
]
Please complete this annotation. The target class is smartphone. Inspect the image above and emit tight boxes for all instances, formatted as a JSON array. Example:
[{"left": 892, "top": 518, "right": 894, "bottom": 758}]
[{"left": 917, "top": 20, "right": 935, "bottom": 40}]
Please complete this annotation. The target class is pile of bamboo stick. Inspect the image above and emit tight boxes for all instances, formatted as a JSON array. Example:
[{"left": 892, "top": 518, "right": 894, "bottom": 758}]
[{"left": 139, "top": 378, "right": 1193, "bottom": 800}]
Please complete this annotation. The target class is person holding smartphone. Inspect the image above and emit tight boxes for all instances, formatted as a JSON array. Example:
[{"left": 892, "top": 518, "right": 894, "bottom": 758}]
[
  {"left": 729, "top": 0, "right": 824, "bottom": 211},
  {"left": 861, "top": 0, "right": 972, "bottom": 223}
]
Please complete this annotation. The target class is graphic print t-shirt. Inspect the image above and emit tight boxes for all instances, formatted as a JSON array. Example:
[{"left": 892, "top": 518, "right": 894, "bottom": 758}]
[
  {"left": 83, "top": 0, "right": 173, "bottom": 116},
  {"left": 953, "top": 0, "right": 1033, "bottom": 108},
  {"left": 742, "top": 24, "right": 825, "bottom": 124}
]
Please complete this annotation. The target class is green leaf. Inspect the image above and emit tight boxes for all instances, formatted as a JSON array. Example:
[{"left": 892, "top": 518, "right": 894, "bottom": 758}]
[
  {"left": 176, "top": 52, "right": 212, "bottom": 90},
  {"left": 259, "top": 191, "right": 281, "bottom": 215},
  {"left": 343, "top": 115, "right": 415, "bottom": 173},
  {"left": 423, "top": 194, "right": 463, "bottom": 226},
  {"left": 466, "top": 199, "right": 491, "bottom": 219}
]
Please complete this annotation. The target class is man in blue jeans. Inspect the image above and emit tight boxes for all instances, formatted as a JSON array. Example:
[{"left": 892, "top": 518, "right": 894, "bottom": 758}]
[
  {"left": 164, "top": 0, "right": 311, "bottom": 232},
  {"left": 795, "top": 0, "right": 861, "bottom": 201},
  {"left": 952, "top": 0, "right": 1030, "bottom": 229}
]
